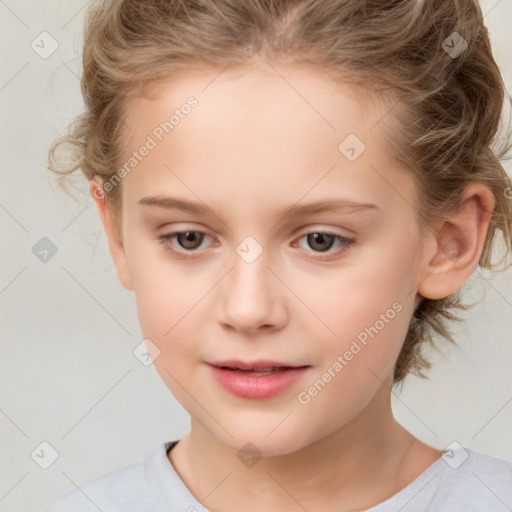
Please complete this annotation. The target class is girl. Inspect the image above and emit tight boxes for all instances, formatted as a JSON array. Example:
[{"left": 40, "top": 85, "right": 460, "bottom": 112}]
[{"left": 43, "top": 0, "right": 512, "bottom": 510}]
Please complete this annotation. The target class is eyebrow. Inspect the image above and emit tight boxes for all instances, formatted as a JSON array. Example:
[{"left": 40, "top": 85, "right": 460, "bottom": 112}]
[{"left": 138, "top": 195, "right": 379, "bottom": 221}]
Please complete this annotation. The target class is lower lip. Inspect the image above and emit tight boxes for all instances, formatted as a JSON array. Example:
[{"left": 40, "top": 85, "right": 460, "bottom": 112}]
[{"left": 208, "top": 365, "right": 309, "bottom": 399}]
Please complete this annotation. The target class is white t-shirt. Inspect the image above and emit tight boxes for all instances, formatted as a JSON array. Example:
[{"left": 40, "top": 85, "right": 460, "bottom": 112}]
[{"left": 40, "top": 441, "right": 512, "bottom": 511}]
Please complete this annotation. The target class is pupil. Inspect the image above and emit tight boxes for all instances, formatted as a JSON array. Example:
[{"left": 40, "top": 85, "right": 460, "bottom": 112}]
[
  {"left": 308, "top": 233, "right": 334, "bottom": 252},
  {"left": 176, "top": 232, "right": 335, "bottom": 251},
  {"left": 179, "top": 231, "right": 203, "bottom": 249}
]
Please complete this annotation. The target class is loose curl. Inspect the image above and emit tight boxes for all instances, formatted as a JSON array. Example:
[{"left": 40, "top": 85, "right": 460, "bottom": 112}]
[{"left": 49, "top": 0, "right": 512, "bottom": 386}]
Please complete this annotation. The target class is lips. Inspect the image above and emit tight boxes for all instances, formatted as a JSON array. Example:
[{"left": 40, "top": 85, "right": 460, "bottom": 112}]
[
  {"left": 220, "top": 366, "right": 289, "bottom": 376},
  {"left": 207, "top": 360, "right": 310, "bottom": 399},
  {"left": 210, "top": 359, "right": 306, "bottom": 375}
]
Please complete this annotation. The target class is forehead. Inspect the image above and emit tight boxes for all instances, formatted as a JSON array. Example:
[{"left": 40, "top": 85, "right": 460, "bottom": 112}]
[
  {"left": 120, "top": 61, "right": 416, "bottom": 217},
  {"left": 127, "top": 61, "right": 386, "bottom": 136}
]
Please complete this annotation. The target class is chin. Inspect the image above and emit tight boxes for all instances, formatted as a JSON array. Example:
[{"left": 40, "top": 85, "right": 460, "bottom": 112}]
[{"left": 207, "top": 416, "right": 319, "bottom": 459}]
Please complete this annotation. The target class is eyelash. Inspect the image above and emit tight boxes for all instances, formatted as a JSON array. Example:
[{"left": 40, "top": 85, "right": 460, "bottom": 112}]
[{"left": 158, "top": 230, "right": 355, "bottom": 261}]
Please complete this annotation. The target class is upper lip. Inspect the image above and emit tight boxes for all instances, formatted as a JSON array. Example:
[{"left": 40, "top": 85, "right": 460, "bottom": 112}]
[{"left": 208, "top": 360, "right": 309, "bottom": 371}]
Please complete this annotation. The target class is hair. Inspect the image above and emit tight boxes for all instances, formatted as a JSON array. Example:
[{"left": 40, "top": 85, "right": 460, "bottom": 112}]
[{"left": 49, "top": 0, "right": 512, "bottom": 386}]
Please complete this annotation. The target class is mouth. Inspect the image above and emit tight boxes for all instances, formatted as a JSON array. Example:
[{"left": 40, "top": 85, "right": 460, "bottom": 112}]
[
  {"left": 218, "top": 366, "right": 296, "bottom": 376},
  {"left": 207, "top": 360, "right": 310, "bottom": 399},
  {"left": 209, "top": 359, "right": 308, "bottom": 373}
]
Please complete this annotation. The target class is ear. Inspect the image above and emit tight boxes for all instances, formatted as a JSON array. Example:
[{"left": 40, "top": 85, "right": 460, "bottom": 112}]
[
  {"left": 417, "top": 183, "right": 495, "bottom": 300},
  {"left": 90, "top": 179, "right": 133, "bottom": 291}
]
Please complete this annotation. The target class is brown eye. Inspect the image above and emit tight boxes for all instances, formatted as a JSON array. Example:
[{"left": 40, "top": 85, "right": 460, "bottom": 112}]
[
  {"left": 306, "top": 233, "right": 336, "bottom": 252},
  {"left": 158, "top": 230, "right": 212, "bottom": 257},
  {"left": 175, "top": 231, "right": 205, "bottom": 250},
  {"left": 295, "top": 230, "right": 355, "bottom": 261}
]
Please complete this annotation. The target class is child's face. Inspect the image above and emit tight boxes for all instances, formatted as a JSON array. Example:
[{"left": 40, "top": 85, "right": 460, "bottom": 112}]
[{"left": 113, "top": 63, "right": 432, "bottom": 455}]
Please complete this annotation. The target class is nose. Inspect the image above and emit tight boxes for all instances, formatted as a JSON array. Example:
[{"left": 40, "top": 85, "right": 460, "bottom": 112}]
[{"left": 218, "top": 248, "right": 288, "bottom": 334}]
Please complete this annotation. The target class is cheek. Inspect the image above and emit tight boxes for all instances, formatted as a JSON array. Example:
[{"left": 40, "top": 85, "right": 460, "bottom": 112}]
[
  {"left": 127, "top": 251, "right": 219, "bottom": 392},
  {"left": 311, "top": 262, "right": 414, "bottom": 344},
  {"left": 302, "top": 243, "right": 418, "bottom": 389},
  {"left": 133, "top": 275, "right": 204, "bottom": 336},
  {"left": 294, "top": 284, "right": 412, "bottom": 441},
  {"left": 124, "top": 235, "right": 208, "bottom": 335},
  {"left": 130, "top": 262, "right": 207, "bottom": 398}
]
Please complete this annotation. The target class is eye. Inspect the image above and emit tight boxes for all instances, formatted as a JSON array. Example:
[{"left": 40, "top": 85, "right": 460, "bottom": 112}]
[
  {"left": 295, "top": 231, "right": 354, "bottom": 260},
  {"left": 158, "top": 230, "right": 212, "bottom": 258},
  {"left": 158, "top": 228, "right": 355, "bottom": 261}
]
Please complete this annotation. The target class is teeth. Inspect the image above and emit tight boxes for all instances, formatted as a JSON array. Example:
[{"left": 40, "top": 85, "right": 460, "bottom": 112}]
[
  {"left": 223, "top": 366, "right": 285, "bottom": 373},
  {"left": 242, "top": 368, "right": 280, "bottom": 375}
]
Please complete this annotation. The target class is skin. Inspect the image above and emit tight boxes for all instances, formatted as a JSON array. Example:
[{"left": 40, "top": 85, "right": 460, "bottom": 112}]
[{"left": 91, "top": 60, "right": 495, "bottom": 511}]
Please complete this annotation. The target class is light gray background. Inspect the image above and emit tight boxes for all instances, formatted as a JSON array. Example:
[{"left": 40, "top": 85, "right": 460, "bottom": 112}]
[{"left": 0, "top": 1, "right": 511, "bottom": 511}]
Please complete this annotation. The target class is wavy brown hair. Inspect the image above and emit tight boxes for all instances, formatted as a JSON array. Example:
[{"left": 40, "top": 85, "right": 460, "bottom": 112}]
[{"left": 49, "top": 0, "right": 512, "bottom": 385}]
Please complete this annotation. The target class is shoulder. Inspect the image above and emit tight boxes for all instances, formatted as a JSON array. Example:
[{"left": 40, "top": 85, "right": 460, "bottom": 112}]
[
  {"left": 367, "top": 445, "right": 512, "bottom": 512},
  {"left": 39, "top": 442, "right": 170, "bottom": 512},
  {"left": 429, "top": 447, "right": 512, "bottom": 511}
]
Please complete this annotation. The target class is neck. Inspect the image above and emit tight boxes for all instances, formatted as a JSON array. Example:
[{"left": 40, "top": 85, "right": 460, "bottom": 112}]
[{"left": 169, "top": 382, "right": 441, "bottom": 511}]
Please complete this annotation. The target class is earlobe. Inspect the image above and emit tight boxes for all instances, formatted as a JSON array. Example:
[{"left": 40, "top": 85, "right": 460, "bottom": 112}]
[
  {"left": 89, "top": 180, "right": 134, "bottom": 291},
  {"left": 417, "top": 183, "right": 495, "bottom": 300}
]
